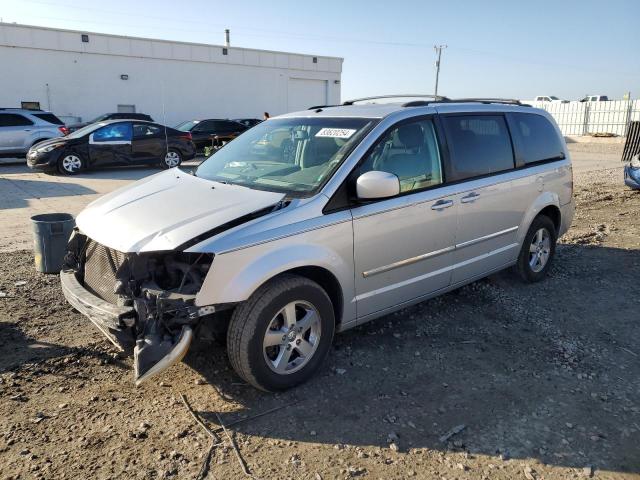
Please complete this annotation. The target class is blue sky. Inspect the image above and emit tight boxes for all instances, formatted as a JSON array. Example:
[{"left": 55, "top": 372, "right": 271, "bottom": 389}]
[{"left": 1, "top": 0, "right": 638, "bottom": 101}]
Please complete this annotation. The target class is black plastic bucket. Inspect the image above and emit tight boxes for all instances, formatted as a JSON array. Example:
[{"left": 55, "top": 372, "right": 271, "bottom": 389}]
[{"left": 30, "top": 213, "right": 75, "bottom": 273}]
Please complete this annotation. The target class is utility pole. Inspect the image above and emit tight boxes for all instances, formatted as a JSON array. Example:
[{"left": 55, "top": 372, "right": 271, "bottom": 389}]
[{"left": 434, "top": 44, "right": 447, "bottom": 97}]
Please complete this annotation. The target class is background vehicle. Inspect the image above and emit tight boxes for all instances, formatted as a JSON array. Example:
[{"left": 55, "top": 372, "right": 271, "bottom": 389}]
[
  {"left": 67, "top": 113, "right": 154, "bottom": 133},
  {"left": 233, "top": 118, "right": 262, "bottom": 128},
  {"left": 61, "top": 97, "right": 574, "bottom": 392},
  {"left": 27, "top": 120, "right": 195, "bottom": 174},
  {"left": 624, "top": 154, "right": 640, "bottom": 189},
  {"left": 175, "top": 118, "right": 247, "bottom": 152},
  {"left": 531, "top": 95, "right": 569, "bottom": 103},
  {"left": 580, "top": 95, "right": 609, "bottom": 102},
  {"left": 0, "top": 108, "right": 67, "bottom": 156}
]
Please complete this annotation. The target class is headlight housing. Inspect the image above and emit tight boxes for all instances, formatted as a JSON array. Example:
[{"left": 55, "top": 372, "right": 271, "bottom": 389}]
[
  {"left": 630, "top": 155, "right": 640, "bottom": 170},
  {"left": 37, "top": 144, "right": 63, "bottom": 153}
]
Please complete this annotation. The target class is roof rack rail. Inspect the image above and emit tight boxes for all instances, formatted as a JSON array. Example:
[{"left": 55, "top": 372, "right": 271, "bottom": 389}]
[
  {"left": 448, "top": 98, "right": 527, "bottom": 106},
  {"left": 342, "top": 94, "right": 449, "bottom": 106},
  {"left": 307, "top": 105, "right": 339, "bottom": 110}
]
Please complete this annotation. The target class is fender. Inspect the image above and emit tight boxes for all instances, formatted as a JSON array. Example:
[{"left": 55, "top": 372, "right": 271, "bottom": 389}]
[
  {"left": 517, "top": 191, "right": 561, "bottom": 245},
  {"left": 195, "top": 220, "right": 356, "bottom": 325}
]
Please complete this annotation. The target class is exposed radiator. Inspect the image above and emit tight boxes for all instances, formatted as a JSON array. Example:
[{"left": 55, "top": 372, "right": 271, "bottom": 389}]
[{"left": 83, "top": 239, "right": 127, "bottom": 304}]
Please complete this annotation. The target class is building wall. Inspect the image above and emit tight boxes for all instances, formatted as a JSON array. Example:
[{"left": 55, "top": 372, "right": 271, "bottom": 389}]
[{"left": 0, "top": 24, "right": 342, "bottom": 125}]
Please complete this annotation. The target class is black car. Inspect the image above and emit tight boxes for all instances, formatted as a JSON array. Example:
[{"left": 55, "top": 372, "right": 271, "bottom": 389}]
[
  {"left": 26, "top": 120, "right": 195, "bottom": 175},
  {"left": 175, "top": 119, "right": 247, "bottom": 152},
  {"left": 66, "top": 113, "right": 154, "bottom": 133},
  {"left": 233, "top": 118, "right": 262, "bottom": 128}
]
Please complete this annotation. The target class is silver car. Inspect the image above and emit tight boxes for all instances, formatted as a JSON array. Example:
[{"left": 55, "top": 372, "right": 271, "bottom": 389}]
[
  {"left": 60, "top": 96, "right": 574, "bottom": 391},
  {"left": 0, "top": 108, "right": 66, "bottom": 156}
]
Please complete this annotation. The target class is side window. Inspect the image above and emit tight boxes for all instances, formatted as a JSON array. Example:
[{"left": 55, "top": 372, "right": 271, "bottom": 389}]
[
  {"left": 133, "top": 123, "right": 161, "bottom": 138},
  {"left": 92, "top": 123, "right": 132, "bottom": 142},
  {"left": 511, "top": 113, "right": 564, "bottom": 165},
  {"left": 193, "top": 121, "right": 214, "bottom": 133},
  {"left": 442, "top": 115, "right": 514, "bottom": 181},
  {"left": 359, "top": 119, "right": 443, "bottom": 193},
  {"left": 0, "top": 114, "right": 34, "bottom": 127}
]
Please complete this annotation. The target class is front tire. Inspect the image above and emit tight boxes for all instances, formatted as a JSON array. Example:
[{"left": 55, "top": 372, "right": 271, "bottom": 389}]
[
  {"left": 515, "top": 215, "right": 557, "bottom": 283},
  {"left": 162, "top": 149, "right": 182, "bottom": 169},
  {"left": 57, "top": 152, "right": 83, "bottom": 175},
  {"left": 226, "top": 274, "right": 335, "bottom": 391}
]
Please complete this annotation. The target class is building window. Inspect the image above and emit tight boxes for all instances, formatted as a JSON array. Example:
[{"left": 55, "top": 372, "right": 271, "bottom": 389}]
[
  {"left": 313, "top": 57, "right": 318, "bottom": 63},
  {"left": 222, "top": 47, "right": 228, "bottom": 55},
  {"left": 81, "top": 34, "right": 89, "bottom": 43}
]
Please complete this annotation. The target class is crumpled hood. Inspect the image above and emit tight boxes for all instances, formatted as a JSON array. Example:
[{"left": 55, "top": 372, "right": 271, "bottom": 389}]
[{"left": 76, "top": 169, "right": 285, "bottom": 253}]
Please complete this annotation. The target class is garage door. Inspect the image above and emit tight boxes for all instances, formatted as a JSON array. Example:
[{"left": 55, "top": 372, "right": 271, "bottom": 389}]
[{"left": 288, "top": 78, "right": 327, "bottom": 112}]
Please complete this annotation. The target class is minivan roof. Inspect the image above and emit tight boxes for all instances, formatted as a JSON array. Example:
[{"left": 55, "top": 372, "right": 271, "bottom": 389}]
[{"left": 278, "top": 97, "right": 536, "bottom": 120}]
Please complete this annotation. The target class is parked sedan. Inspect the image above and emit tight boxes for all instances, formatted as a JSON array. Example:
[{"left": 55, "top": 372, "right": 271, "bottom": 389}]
[
  {"left": 27, "top": 120, "right": 195, "bottom": 175},
  {"left": 624, "top": 154, "right": 640, "bottom": 190},
  {"left": 175, "top": 119, "right": 247, "bottom": 152},
  {"left": 66, "top": 113, "right": 154, "bottom": 133}
]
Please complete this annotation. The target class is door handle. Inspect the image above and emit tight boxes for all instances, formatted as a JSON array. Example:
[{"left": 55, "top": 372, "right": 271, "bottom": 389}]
[
  {"left": 461, "top": 192, "right": 480, "bottom": 203},
  {"left": 431, "top": 199, "right": 453, "bottom": 210}
]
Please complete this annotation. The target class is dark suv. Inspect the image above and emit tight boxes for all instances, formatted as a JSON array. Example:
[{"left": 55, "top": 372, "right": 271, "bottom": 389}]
[
  {"left": 67, "top": 113, "right": 154, "bottom": 133},
  {"left": 175, "top": 119, "right": 247, "bottom": 152}
]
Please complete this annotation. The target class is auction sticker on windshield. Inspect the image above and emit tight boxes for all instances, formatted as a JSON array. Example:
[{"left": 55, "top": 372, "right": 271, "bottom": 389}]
[{"left": 315, "top": 128, "right": 357, "bottom": 138}]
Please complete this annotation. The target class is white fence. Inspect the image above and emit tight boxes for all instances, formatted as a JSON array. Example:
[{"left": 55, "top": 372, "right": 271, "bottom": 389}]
[{"left": 529, "top": 100, "right": 640, "bottom": 137}]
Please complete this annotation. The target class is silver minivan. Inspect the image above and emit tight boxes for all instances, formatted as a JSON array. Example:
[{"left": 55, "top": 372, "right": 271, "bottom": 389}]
[{"left": 60, "top": 97, "right": 574, "bottom": 391}]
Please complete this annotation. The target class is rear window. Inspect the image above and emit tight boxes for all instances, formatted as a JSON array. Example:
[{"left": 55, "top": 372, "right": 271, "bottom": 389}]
[
  {"left": 511, "top": 113, "right": 564, "bottom": 165},
  {"left": 33, "top": 113, "right": 64, "bottom": 125},
  {"left": 442, "top": 115, "right": 515, "bottom": 181}
]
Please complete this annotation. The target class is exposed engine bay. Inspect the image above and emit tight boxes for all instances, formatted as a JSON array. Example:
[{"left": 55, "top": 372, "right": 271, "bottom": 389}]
[{"left": 62, "top": 231, "right": 217, "bottom": 385}]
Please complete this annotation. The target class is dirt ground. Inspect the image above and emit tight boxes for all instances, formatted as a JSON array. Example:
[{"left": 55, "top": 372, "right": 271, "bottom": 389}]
[{"left": 1, "top": 153, "right": 639, "bottom": 479}]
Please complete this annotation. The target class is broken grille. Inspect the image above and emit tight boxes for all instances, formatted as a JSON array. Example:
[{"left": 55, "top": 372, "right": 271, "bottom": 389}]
[{"left": 83, "top": 239, "right": 127, "bottom": 304}]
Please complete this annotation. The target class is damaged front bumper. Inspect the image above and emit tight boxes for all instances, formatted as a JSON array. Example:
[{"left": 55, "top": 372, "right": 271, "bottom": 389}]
[
  {"left": 60, "top": 270, "right": 195, "bottom": 385},
  {"left": 60, "top": 269, "right": 136, "bottom": 351},
  {"left": 60, "top": 233, "right": 216, "bottom": 385}
]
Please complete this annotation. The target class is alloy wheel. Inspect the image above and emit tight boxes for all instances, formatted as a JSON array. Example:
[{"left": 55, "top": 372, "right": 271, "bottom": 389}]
[
  {"left": 529, "top": 228, "right": 551, "bottom": 273},
  {"left": 262, "top": 301, "right": 321, "bottom": 375},
  {"left": 61, "top": 155, "right": 81, "bottom": 173},
  {"left": 164, "top": 151, "right": 180, "bottom": 167}
]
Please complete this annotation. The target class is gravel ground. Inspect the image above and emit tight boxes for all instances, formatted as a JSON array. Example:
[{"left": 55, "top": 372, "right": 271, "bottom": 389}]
[{"left": 1, "top": 161, "right": 639, "bottom": 480}]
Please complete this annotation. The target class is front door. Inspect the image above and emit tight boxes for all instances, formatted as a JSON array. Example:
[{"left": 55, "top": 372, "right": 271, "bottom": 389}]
[
  {"left": 131, "top": 123, "right": 164, "bottom": 164},
  {"left": 0, "top": 113, "right": 34, "bottom": 153},
  {"left": 440, "top": 114, "right": 521, "bottom": 283},
  {"left": 88, "top": 122, "right": 133, "bottom": 167},
  {"left": 351, "top": 118, "right": 458, "bottom": 319}
]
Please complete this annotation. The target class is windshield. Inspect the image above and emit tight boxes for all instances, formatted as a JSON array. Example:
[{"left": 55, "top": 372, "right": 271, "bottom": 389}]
[
  {"left": 195, "top": 117, "right": 375, "bottom": 195},
  {"left": 549, "top": 96, "right": 560, "bottom": 100},
  {"left": 175, "top": 120, "right": 200, "bottom": 131},
  {"left": 66, "top": 122, "right": 109, "bottom": 139}
]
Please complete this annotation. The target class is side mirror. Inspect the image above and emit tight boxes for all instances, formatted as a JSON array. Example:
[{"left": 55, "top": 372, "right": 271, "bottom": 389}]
[{"left": 356, "top": 171, "right": 400, "bottom": 200}]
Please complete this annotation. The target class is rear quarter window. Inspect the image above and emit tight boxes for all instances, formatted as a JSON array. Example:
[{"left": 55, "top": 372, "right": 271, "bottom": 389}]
[
  {"left": 510, "top": 113, "right": 564, "bottom": 165},
  {"left": 442, "top": 115, "right": 515, "bottom": 181}
]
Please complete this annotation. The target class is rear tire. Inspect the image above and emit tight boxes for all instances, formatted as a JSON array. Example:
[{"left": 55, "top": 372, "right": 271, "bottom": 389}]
[
  {"left": 515, "top": 215, "right": 557, "bottom": 283},
  {"left": 226, "top": 274, "right": 335, "bottom": 392},
  {"left": 161, "top": 149, "right": 182, "bottom": 169},
  {"left": 57, "top": 152, "right": 83, "bottom": 175}
]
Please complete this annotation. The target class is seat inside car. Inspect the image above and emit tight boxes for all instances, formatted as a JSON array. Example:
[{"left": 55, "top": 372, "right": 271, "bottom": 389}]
[{"left": 379, "top": 123, "right": 438, "bottom": 190}]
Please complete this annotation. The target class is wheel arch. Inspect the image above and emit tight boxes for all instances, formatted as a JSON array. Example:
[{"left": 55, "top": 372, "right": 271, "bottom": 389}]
[
  {"left": 196, "top": 243, "right": 352, "bottom": 328},
  {"left": 518, "top": 192, "right": 561, "bottom": 245}
]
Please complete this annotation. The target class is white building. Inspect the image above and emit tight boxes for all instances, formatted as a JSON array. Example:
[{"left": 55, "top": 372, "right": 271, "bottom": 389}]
[{"left": 0, "top": 23, "right": 343, "bottom": 125}]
